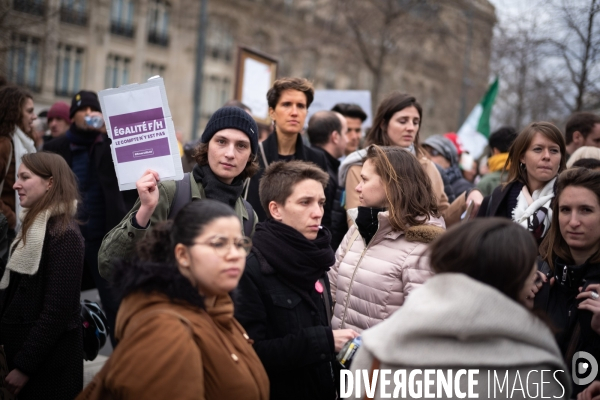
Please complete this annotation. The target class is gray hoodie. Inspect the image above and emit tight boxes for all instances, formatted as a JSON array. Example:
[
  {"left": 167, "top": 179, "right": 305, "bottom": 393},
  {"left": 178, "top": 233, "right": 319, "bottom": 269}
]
[{"left": 349, "top": 273, "right": 571, "bottom": 399}]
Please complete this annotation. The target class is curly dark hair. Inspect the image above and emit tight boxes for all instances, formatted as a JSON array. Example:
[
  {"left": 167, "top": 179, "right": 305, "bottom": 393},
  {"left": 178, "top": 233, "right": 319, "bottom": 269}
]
[{"left": 0, "top": 85, "right": 32, "bottom": 138}]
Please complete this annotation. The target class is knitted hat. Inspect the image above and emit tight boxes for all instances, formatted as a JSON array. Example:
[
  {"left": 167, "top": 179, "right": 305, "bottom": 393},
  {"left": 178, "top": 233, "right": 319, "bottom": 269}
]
[
  {"left": 423, "top": 135, "right": 459, "bottom": 167},
  {"left": 47, "top": 102, "right": 70, "bottom": 122},
  {"left": 201, "top": 106, "right": 258, "bottom": 154},
  {"left": 70, "top": 90, "right": 101, "bottom": 118}
]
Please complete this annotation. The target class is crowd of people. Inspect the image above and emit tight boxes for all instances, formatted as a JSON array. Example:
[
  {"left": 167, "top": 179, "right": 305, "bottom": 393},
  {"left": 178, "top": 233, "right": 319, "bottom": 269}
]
[{"left": 0, "top": 75, "right": 599, "bottom": 399}]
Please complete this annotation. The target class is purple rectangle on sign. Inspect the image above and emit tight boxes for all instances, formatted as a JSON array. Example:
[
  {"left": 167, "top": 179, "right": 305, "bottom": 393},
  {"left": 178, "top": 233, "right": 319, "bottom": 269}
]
[
  {"left": 115, "top": 137, "right": 170, "bottom": 163},
  {"left": 109, "top": 108, "right": 165, "bottom": 139}
]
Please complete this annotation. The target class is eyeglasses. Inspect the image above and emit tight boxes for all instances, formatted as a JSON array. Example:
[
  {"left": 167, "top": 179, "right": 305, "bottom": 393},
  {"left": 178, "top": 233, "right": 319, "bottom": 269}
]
[{"left": 193, "top": 236, "right": 252, "bottom": 257}]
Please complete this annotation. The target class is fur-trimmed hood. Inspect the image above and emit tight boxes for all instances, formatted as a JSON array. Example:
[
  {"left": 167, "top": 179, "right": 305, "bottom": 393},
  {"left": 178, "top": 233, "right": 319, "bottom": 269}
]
[{"left": 346, "top": 208, "right": 446, "bottom": 244}]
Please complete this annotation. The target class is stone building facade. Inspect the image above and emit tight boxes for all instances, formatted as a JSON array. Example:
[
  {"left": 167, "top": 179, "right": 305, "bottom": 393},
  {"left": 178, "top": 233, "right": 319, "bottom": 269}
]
[{"left": 1, "top": 0, "right": 495, "bottom": 140}]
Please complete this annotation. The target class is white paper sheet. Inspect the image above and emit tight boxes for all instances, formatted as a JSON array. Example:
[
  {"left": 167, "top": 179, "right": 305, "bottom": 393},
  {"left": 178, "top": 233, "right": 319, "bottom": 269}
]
[{"left": 98, "top": 77, "right": 183, "bottom": 191}]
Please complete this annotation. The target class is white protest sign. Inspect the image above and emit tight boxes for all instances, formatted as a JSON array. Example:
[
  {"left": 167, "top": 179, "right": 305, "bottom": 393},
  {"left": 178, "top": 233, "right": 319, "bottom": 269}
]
[{"left": 98, "top": 77, "right": 183, "bottom": 191}]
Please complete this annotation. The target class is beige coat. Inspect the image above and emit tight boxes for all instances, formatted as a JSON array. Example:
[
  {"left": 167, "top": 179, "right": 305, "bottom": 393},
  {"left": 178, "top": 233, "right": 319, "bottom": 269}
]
[
  {"left": 329, "top": 210, "right": 445, "bottom": 332},
  {"left": 351, "top": 273, "right": 571, "bottom": 399}
]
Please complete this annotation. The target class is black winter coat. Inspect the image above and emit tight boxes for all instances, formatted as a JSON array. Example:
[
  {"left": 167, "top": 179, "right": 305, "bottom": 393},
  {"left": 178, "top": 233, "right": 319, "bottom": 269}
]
[
  {"left": 535, "top": 258, "right": 600, "bottom": 396},
  {"left": 43, "top": 134, "right": 137, "bottom": 236},
  {"left": 234, "top": 249, "right": 338, "bottom": 400},
  {"left": 0, "top": 218, "right": 84, "bottom": 400},
  {"left": 477, "top": 181, "right": 523, "bottom": 219},
  {"left": 436, "top": 163, "right": 457, "bottom": 203},
  {"left": 246, "top": 132, "right": 332, "bottom": 224}
]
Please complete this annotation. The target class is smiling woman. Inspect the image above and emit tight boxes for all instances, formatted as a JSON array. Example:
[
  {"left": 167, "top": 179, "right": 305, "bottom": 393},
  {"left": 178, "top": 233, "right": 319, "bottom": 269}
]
[
  {"left": 98, "top": 106, "right": 261, "bottom": 279},
  {"left": 477, "top": 121, "right": 567, "bottom": 244}
]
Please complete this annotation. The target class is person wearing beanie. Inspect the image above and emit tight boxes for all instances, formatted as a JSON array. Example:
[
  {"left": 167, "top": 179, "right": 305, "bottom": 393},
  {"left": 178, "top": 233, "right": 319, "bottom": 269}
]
[
  {"left": 46, "top": 101, "right": 71, "bottom": 139},
  {"left": 245, "top": 77, "right": 331, "bottom": 224},
  {"left": 423, "top": 135, "right": 474, "bottom": 199},
  {"left": 43, "top": 90, "right": 137, "bottom": 346},
  {"left": 476, "top": 126, "right": 518, "bottom": 196},
  {"left": 98, "top": 106, "right": 260, "bottom": 279}
]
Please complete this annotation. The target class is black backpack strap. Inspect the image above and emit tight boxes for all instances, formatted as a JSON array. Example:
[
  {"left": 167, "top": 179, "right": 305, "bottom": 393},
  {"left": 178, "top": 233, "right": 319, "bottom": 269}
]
[
  {"left": 167, "top": 172, "right": 192, "bottom": 220},
  {"left": 242, "top": 199, "right": 254, "bottom": 237}
]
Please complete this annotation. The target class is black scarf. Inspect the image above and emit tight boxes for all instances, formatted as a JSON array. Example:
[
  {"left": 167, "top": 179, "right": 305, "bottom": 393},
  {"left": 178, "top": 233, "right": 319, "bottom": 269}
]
[
  {"left": 355, "top": 206, "right": 386, "bottom": 245},
  {"left": 192, "top": 164, "right": 244, "bottom": 208},
  {"left": 252, "top": 219, "right": 335, "bottom": 293},
  {"left": 66, "top": 123, "right": 100, "bottom": 147}
]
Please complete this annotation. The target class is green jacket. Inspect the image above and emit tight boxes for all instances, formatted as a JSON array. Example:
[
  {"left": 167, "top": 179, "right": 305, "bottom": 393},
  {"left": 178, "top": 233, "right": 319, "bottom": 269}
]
[
  {"left": 98, "top": 179, "right": 257, "bottom": 280},
  {"left": 476, "top": 170, "right": 504, "bottom": 197}
]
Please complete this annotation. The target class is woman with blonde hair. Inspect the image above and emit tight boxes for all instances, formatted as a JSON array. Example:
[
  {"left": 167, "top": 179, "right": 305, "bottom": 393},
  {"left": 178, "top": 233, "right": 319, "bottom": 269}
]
[
  {"left": 0, "top": 152, "right": 83, "bottom": 399},
  {"left": 478, "top": 121, "right": 567, "bottom": 244},
  {"left": 329, "top": 145, "right": 445, "bottom": 332}
]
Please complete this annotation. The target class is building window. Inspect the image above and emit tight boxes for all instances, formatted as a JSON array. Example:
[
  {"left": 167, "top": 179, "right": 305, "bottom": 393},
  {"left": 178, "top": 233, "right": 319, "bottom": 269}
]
[
  {"left": 207, "top": 19, "right": 233, "bottom": 63},
  {"left": 148, "top": 0, "right": 169, "bottom": 47},
  {"left": 201, "top": 75, "right": 231, "bottom": 118},
  {"left": 13, "top": 0, "right": 45, "bottom": 16},
  {"left": 6, "top": 34, "right": 42, "bottom": 92},
  {"left": 144, "top": 62, "right": 165, "bottom": 80},
  {"left": 111, "top": 0, "right": 135, "bottom": 38},
  {"left": 60, "top": 0, "right": 88, "bottom": 26},
  {"left": 105, "top": 54, "right": 131, "bottom": 88},
  {"left": 55, "top": 44, "right": 84, "bottom": 97}
]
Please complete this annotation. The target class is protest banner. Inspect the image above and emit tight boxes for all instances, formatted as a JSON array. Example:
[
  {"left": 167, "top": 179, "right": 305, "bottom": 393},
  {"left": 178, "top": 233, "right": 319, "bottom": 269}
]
[{"left": 98, "top": 77, "right": 183, "bottom": 191}]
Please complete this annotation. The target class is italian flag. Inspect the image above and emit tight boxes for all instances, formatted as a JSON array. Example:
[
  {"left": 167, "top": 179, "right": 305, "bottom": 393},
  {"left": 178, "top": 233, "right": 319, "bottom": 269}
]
[{"left": 457, "top": 77, "right": 499, "bottom": 159}]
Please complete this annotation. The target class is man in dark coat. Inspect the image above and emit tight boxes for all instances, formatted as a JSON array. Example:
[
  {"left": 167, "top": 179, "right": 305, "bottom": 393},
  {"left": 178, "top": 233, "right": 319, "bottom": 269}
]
[
  {"left": 307, "top": 110, "right": 348, "bottom": 250},
  {"left": 235, "top": 160, "right": 359, "bottom": 400},
  {"left": 245, "top": 78, "right": 333, "bottom": 226},
  {"left": 43, "top": 90, "right": 136, "bottom": 345}
]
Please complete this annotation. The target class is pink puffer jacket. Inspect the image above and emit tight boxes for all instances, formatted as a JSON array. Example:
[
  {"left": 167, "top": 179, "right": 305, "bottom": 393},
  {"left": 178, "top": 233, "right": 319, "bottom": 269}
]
[{"left": 329, "top": 210, "right": 445, "bottom": 332}]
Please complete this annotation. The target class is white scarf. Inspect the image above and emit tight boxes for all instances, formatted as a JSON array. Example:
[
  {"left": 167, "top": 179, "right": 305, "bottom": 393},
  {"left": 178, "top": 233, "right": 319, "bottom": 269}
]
[
  {"left": 0, "top": 204, "right": 73, "bottom": 289},
  {"left": 12, "top": 127, "right": 36, "bottom": 229},
  {"left": 512, "top": 177, "right": 556, "bottom": 239}
]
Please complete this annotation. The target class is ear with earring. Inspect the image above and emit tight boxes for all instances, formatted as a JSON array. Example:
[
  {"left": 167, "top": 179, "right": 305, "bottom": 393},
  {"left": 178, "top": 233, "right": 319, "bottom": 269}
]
[{"left": 520, "top": 162, "right": 526, "bottom": 170}]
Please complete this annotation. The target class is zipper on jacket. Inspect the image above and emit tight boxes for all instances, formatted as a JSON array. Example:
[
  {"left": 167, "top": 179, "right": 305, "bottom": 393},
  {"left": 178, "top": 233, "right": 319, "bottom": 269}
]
[
  {"left": 562, "top": 266, "right": 568, "bottom": 284},
  {"left": 340, "top": 235, "right": 373, "bottom": 329}
]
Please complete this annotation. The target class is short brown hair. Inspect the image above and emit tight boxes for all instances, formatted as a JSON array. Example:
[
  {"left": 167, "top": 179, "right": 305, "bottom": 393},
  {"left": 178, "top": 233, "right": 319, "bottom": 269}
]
[
  {"left": 266, "top": 77, "right": 314, "bottom": 110},
  {"left": 365, "top": 92, "right": 423, "bottom": 151},
  {"left": 364, "top": 145, "right": 439, "bottom": 231},
  {"left": 259, "top": 160, "right": 329, "bottom": 218},
  {"left": 505, "top": 121, "right": 567, "bottom": 187},
  {"left": 193, "top": 142, "right": 259, "bottom": 180},
  {"left": 539, "top": 168, "right": 600, "bottom": 271},
  {"left": 565, "top": 112, "right": 600, "bottom": 145}
]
